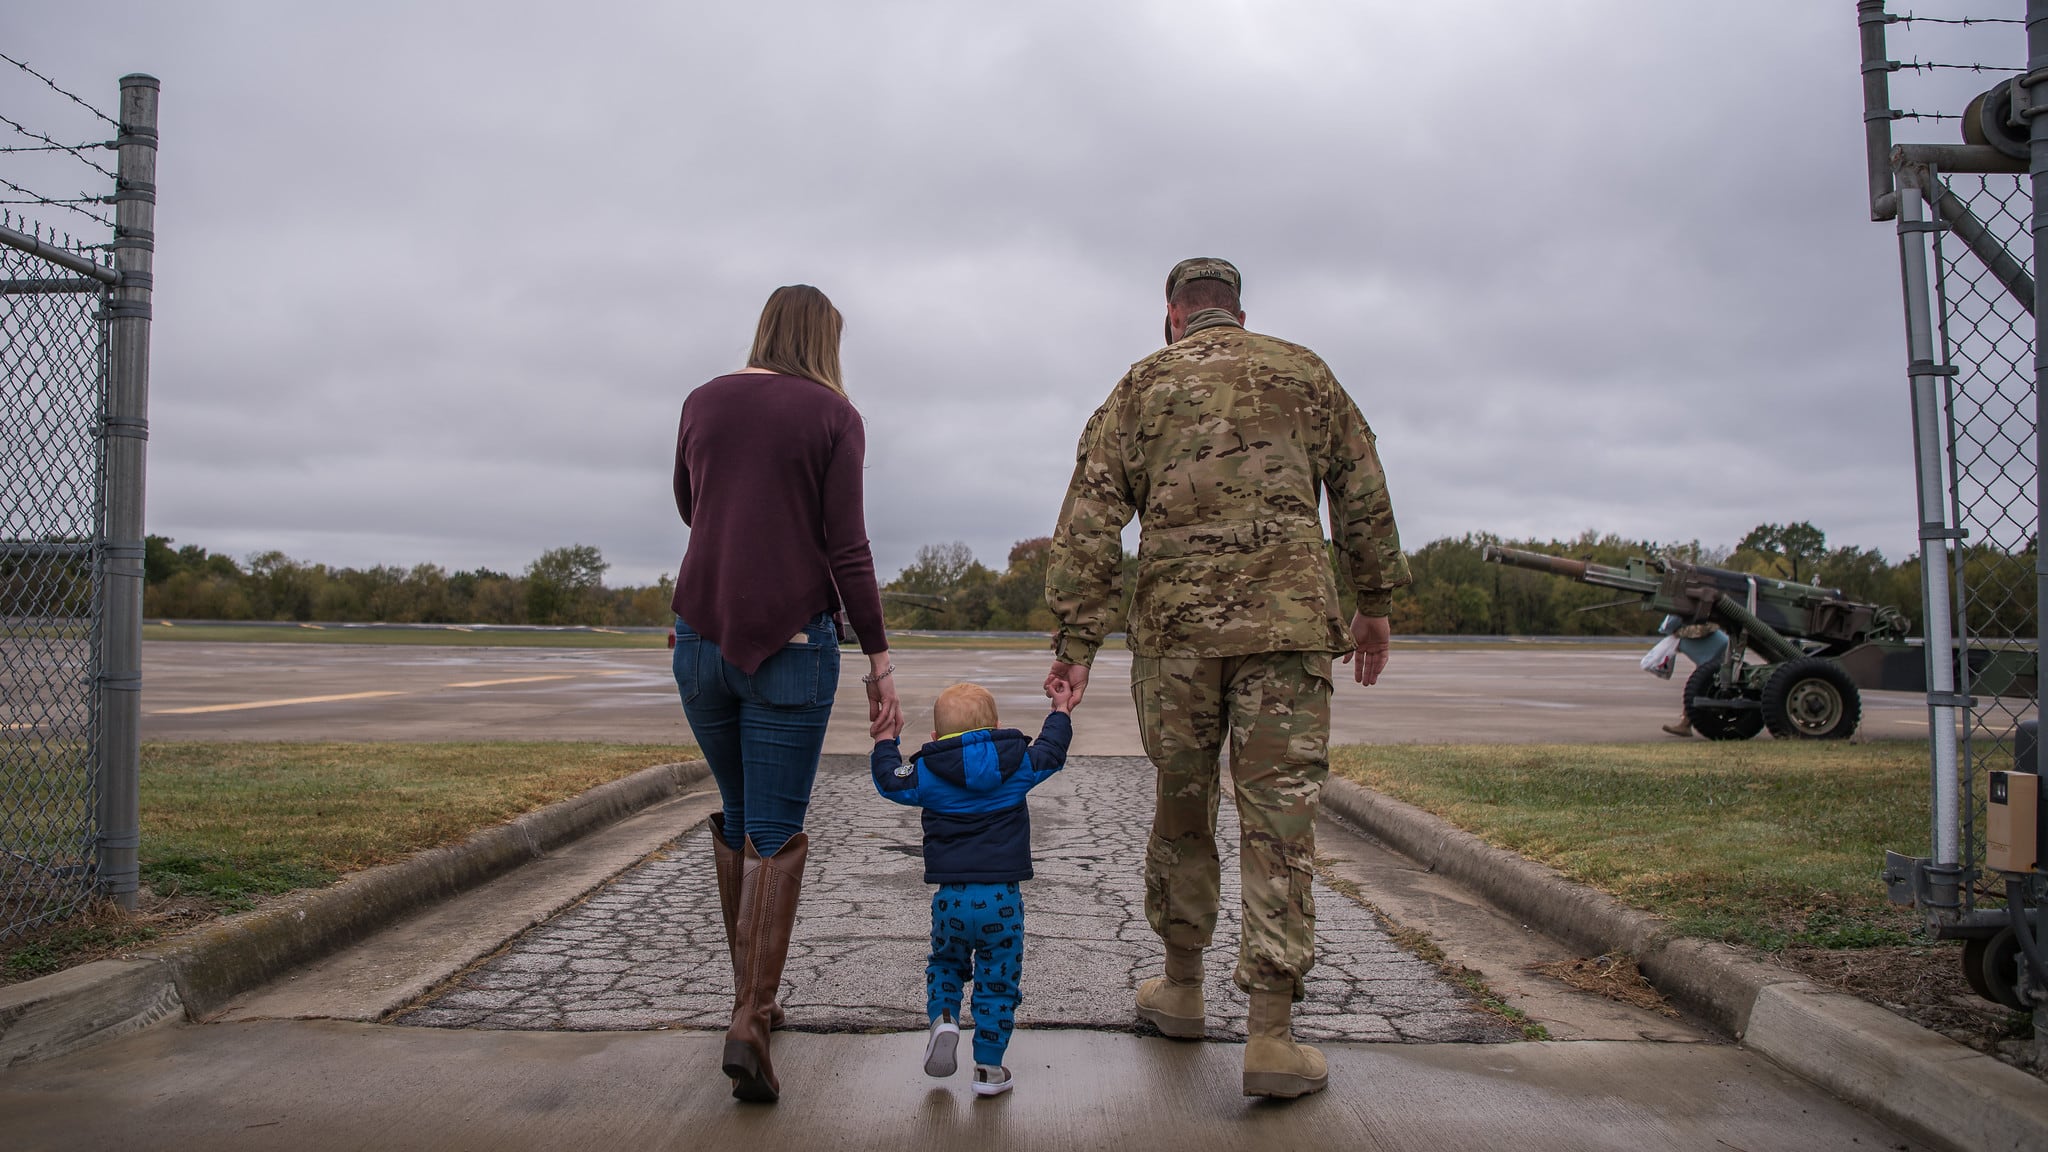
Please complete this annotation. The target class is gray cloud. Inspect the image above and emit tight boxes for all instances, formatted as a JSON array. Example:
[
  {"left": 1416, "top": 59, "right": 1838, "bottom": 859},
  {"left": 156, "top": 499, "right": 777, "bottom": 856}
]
[{"left": 5, "top": 1, "right": 2013, "bottom": 585}]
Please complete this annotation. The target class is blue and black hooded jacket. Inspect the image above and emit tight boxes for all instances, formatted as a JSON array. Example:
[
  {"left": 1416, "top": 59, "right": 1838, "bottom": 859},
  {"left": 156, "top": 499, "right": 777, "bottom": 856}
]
[{"left": 870, "top": 712, "right": 1073, "bottom": 884}]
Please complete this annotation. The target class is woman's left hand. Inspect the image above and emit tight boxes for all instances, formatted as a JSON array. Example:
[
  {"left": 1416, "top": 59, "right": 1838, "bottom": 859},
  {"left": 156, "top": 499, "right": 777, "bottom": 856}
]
[{"left": 865, "top": 653, "right": 903, "bottom": 740}]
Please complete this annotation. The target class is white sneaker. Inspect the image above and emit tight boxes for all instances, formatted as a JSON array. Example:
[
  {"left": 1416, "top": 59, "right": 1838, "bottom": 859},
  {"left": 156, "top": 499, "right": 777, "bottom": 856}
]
[
  {"left": 972, "top": 1063, "right": 1012, "bottom": 1097},
  {"left": 923, "top": 1013, "right": 960, "bottom": 1078}
]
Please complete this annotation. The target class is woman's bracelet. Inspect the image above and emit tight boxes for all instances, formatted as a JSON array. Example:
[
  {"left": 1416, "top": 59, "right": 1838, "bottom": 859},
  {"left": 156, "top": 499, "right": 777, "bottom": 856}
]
[{"left": 861, "top": 663, "right": 895, "bottom": 685}]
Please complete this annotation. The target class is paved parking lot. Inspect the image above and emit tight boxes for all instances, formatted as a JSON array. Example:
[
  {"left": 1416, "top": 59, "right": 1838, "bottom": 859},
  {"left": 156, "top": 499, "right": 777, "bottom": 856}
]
[{"left": 139, "top": 640, "right": 1936, "bottom": 753}]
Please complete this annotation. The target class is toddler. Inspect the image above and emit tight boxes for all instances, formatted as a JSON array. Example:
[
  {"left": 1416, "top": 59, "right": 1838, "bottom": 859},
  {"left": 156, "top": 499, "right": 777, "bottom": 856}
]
[{"left": 871, "top": 679, "right": 1073, "bottom": 1097}]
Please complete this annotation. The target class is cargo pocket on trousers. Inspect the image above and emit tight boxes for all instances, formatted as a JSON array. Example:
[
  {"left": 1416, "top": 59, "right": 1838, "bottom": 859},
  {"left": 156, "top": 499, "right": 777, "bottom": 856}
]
[
  {"left": 1129, "top": 655, "right": 1165, "bottom": 762},
  {"left": 1285, "top": 851, "right": 1317, "bottom": 927},
  {"left": 1284, "top": 652, "right": 1334, "bottom": 775},
  {"left": 1301, "top": 651, "right": 1334, "bottom": 696}
]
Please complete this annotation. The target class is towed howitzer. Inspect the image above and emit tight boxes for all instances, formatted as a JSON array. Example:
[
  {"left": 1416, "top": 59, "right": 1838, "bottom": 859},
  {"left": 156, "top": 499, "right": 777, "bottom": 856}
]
[{"left": 1482, "top": 545, "right": 2034, "bottom": 740}]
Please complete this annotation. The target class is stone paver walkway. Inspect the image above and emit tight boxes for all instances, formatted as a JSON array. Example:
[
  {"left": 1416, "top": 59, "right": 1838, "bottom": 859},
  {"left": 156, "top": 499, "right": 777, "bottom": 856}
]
[{"left": 402, "top": 756, "right": 1511, "bottom": 1043}]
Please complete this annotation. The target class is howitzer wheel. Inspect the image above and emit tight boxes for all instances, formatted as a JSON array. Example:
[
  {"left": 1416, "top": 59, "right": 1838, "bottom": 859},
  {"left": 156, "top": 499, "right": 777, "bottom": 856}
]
[
  {"left": 1966, "top": 928, "right": 2029, "bottom": 1011},
  {"left": 1684, "top": 662, "right": 1763, "bottom": 741},
  {"left": 1760, "top": 658, "right": 1859, "bottom": 741}
]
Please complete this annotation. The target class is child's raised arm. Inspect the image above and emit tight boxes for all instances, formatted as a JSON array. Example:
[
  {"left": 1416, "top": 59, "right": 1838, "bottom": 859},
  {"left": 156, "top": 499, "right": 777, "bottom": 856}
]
[
  {"left": 1022, "top": 711, "right": 1073, "bottom": 785},
  {"left": 871, "top": 739, "right": 922, "bottom": 806}
]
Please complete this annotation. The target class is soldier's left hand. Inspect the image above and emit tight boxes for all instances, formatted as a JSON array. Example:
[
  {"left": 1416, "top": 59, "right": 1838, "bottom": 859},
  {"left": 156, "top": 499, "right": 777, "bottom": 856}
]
[
  {"left": 1044, "top": 661, "right": 1090, "bottom": 710},
  {"left": 1344, "top": 612, "right": 1391, "bottom": 686}
]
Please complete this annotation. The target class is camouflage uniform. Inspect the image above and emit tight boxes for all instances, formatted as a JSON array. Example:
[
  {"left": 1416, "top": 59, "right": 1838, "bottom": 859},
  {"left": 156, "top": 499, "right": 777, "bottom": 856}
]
[{"left": 1046, "top": 259, "right": 1409, "bottom": 998}]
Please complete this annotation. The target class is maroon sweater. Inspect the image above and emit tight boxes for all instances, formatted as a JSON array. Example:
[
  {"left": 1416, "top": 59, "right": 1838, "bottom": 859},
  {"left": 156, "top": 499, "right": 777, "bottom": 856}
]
[{"left": 670, "top": 372, "right": 888, "bottom": 675}]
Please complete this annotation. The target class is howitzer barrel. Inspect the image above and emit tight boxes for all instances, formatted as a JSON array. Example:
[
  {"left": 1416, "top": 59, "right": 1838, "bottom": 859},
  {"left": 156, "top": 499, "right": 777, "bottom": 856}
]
[{"left": 1482, "top": 545, "right": 1659, "bottom": 595}]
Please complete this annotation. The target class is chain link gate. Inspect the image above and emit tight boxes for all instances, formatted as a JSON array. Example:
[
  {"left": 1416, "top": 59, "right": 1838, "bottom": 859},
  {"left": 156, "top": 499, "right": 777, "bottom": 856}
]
[
  {"left": 1857, "top": 2, "right": 2048, "bottom": 1059},
  {"left": 0, "top": 68, "right": 157, "bottom": 943}
]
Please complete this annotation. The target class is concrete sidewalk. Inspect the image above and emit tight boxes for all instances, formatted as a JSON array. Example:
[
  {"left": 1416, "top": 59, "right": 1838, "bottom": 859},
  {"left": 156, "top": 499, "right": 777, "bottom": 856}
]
[
  {"left": 395, "top": 756, "right": 1503, "bottom": 1042},
  {"left": 0, "top": 1021, "right": 1924, "bottom": 1152}
]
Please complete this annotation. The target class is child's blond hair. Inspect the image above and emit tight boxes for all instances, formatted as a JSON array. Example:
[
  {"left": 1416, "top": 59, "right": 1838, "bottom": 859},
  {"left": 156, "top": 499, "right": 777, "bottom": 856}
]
[{"left": 933, "top": 682, "right": 999, "bottom": 735}]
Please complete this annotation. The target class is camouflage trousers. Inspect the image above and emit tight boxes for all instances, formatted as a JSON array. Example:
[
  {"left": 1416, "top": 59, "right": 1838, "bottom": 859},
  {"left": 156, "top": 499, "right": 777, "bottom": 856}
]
[{"left": 1131, "top": 650, "right": 1333, "bottom": 999}]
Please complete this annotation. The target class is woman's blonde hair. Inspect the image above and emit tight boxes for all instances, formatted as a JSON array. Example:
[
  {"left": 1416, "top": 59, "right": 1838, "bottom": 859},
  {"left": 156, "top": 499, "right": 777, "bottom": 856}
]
[{"left": 747, "top": 284, "right": 845, "bottom": 395}]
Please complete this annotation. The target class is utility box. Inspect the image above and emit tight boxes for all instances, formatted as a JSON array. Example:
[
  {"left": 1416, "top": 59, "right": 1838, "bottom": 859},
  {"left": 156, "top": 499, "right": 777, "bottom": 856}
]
[{"left": 1988, "top": 770, "right": 2041, "bottom": 874}]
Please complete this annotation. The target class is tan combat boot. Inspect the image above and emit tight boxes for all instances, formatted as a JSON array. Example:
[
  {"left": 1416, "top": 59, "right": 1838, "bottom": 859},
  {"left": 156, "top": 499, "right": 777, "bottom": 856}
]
[
  {"left": 1134, "top": 944, "right": 1206, "bottom": 1039},
  {"left": 1660, "top": 713, "right": 1693, "bottom": 738},
  {"left": 1242, "top": 990, "right": 1327, "bottom": 1099}
]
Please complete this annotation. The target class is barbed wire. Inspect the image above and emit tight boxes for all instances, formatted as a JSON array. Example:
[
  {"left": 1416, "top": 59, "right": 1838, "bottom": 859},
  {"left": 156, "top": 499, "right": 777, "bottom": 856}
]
[
  {"left": 1893, "top": 13, "right": 2024, "bottom": 26},
  {"left": 0, "top": 207, "right": 103, "bottom": 257},
  {"left": 0, "top": 111, "right": 116, "bottom": 179},
  {"left": 0, "top": 51, "right": 118, "bottom": 127},
  {"left": 1894, "top": 110, "right": 1965, "bottom": 121},
  {"left": 1896, "top": 57, "right": 2025, "bottom": 74},
  {"left": 0, "top": 175, "right": 112, "bottom": 230}
]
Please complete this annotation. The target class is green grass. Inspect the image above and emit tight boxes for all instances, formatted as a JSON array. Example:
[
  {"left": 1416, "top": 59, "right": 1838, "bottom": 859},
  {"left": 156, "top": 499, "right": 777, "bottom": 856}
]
[
  {"left": 1331, "top": 742, "right": 1930, "bottom": 951},
  {"left": 134, "top": 741, "right": 701, "bottom": 904},
  {"left": 145, "top": 623, "right": 669, "bottom": 649},
  {"left": 3, "top": 912, "right": 163, "bottom": 980},
  {"left": 3, "top": 741, "right": 699, "bottom": 982}
]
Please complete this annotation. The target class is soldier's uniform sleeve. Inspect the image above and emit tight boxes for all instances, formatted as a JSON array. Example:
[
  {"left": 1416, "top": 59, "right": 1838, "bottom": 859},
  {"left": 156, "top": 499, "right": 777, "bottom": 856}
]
[
  {"left": 1321, "top": 372, "right": 1410, "bottom": 617},
  {"left": 1044, "top": 386, "right": 1138, "bottom": 666}
]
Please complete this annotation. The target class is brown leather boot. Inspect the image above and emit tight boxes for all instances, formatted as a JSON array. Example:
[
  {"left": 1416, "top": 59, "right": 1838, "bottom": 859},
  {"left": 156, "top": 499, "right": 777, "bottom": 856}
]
[
  {"left": 1242, "top": 990, "right": 1327, "bottom": 1099},
  {"left": 709, "top": 815, "right": 783, "bottom": 1030},
  {"left": 1661, "top": 714, "right": 1694, "bottom": 738},
  {"left": 723, "top": 832, "right": 808, "bottom": 1104},
  {"left": 1135, "top": 944, "right": 1206, "bottom": 1039}
]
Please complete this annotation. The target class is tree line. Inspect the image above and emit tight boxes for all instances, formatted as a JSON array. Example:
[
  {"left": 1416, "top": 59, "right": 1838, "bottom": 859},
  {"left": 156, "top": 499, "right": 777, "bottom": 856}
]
[
  {"left": 132, "top": 521, "right": 2026, "bottom": 637},
  {"left": 142, "top": 538, "right": 673, "bottom": 626},
  {"left": 875, "top": 522, "right": 1938, "bottom": 637}
]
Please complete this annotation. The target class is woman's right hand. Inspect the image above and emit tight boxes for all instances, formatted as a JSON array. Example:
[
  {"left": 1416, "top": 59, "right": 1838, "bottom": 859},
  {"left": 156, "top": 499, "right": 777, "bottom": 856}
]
[{"left": 865, "top": 652, "right": 903, "bottom": 740}]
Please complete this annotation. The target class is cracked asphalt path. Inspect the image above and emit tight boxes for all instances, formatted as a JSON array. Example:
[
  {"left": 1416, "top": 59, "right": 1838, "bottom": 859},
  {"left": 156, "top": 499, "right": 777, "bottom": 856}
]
[{"left": 403, "top": 755, "right": 1512, "bottom": 1043}]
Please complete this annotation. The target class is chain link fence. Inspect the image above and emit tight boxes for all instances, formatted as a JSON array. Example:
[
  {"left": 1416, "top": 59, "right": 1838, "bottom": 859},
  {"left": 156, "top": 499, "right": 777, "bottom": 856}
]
[
  {"left": 0, "top": 61, "right": 154, "bottom": 944},
  {"left": 1929, "top": 173, "right": 2039, "bottom": 906},
  {"left": 0, "top": 216, "right": 110, "bottom": 942}
]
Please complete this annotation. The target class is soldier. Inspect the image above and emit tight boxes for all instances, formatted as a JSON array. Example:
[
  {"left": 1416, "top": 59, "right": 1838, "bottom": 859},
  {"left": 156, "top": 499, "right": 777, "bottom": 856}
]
[{"left": 1042, "top": 258, "right": 1409, "bottom": 1099}]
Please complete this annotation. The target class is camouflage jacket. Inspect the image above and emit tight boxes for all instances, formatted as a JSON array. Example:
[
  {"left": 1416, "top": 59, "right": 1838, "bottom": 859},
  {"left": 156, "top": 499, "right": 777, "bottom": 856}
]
[{"left": 1045, "top": 318, "right": 1410, "bottom": 665}]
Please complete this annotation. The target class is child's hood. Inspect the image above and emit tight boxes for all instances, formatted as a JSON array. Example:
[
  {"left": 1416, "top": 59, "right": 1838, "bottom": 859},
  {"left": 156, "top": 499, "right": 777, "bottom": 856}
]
[{"left": 911, "top": 728, "right": 1033, "bottom": 792}]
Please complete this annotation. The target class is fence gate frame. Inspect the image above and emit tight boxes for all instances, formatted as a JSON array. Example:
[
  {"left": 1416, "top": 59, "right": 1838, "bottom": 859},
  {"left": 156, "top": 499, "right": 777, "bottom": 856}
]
[
  {"left": 1856, "top": 1, "right": 2048, "bottom": 1061},
  {"left": 0, "top": 72, "right": 155, "bottom": 941}
]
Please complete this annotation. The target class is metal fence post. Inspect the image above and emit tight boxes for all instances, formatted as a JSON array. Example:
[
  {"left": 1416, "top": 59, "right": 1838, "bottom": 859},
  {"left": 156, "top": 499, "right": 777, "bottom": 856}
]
[
  {"left": 2026, "top": 0, "right": 2048, "bottom": 1057},
  {"left": 1858, "top": 1, "right": 1897, "bottom": 220},
  {"left": 1895, "top": 170, "right": 1964, "bottom": 913},
  {"left": 96, "top": 74, "right": 158, "bottom": 909}
]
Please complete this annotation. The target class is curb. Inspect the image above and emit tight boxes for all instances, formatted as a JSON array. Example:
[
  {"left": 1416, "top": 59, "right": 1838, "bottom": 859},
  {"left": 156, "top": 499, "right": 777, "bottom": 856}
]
[
  {"left": 1320, "top": 774, "right": 2048, "bottom": 1152},
  {"left": 0, "top": 758, "right": 709, "bottom": 1069}
]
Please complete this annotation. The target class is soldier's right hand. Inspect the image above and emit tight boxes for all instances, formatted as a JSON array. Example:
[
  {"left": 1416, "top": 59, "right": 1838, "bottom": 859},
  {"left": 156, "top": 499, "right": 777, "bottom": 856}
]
[{"left": 1345, "top": 612, "right": 1391, "bottom": 686}]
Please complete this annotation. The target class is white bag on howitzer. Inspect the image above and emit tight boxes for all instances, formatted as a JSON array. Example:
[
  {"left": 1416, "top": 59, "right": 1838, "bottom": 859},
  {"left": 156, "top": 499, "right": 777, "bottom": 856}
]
[{"left": 1639, "top": 634, "right": 1680, "bottom": 680}]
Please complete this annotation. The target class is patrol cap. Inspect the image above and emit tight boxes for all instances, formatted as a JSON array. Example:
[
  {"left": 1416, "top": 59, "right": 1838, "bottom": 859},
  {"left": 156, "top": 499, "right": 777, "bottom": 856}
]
[{"left": 1165, "top": 257, "right": 1241, "bottom": 301}]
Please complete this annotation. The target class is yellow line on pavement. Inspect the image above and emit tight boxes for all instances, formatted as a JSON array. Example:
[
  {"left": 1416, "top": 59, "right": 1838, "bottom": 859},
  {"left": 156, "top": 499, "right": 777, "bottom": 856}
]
[
  {"left": 152, "top": 690, "right": 403, "bottom": 715},
  {"left": 444, "top": 675, "right": 576, "bottom": 688},
  {"left": 592, "top": 670, "right": 634, "bottom": 677}
]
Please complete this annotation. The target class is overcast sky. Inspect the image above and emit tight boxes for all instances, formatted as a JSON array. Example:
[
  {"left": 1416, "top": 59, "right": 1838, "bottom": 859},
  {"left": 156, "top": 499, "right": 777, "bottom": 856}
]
[{"left": 2, "top": 2, "right": 2024, "bottom": 585}]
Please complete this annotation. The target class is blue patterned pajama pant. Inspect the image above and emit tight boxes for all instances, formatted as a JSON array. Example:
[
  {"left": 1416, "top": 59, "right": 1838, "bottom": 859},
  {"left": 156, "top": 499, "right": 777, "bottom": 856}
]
[{"left": 926, "top": 881, "right": 1024, "bottom": 1067}]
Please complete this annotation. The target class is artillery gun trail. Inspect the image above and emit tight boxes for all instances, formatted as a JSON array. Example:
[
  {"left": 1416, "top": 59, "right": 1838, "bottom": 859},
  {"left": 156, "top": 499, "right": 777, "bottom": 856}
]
[{"left": 1482, "top": 545, "right": 2035, "bottom": 742}]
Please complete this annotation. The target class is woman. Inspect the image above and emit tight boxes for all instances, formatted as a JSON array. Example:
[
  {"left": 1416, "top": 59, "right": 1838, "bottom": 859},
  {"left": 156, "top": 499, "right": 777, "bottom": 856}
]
[
  {"left": 670, "top": 284, "right": 901, "bottom": 1104},
  {"left": 1655, "top": 615, "right": 1728, "bottom": 737}
]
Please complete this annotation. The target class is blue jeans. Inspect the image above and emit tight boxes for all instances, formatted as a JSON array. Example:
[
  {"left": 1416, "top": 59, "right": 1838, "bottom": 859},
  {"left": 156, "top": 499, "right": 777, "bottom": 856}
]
[
  {"left": 927, "top": 881, "right": 1024, "bottom": 1067},
  {"left": 672, "top": 612, "right": 839, "bottom": 856}
]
